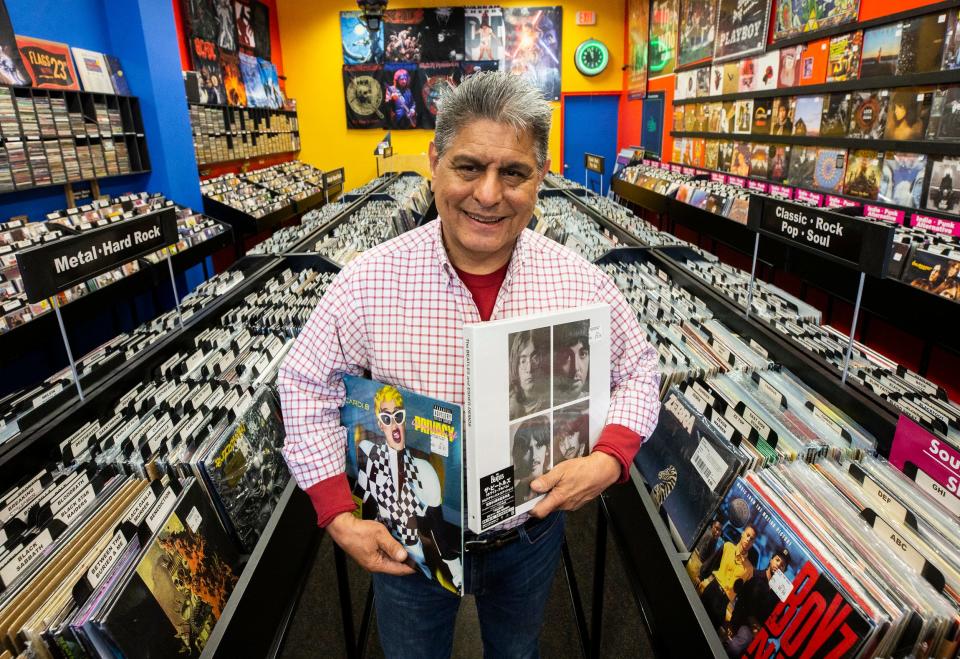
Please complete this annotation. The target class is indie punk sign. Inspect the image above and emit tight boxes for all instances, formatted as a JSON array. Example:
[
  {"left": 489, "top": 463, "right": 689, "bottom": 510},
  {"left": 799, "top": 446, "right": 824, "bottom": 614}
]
[{"left": 17, "top": 208, "right": 177, "bottom": 303}]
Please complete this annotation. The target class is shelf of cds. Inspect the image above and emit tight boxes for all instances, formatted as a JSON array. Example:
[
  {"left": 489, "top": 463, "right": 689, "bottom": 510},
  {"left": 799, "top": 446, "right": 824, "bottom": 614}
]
[
  {"left": 535, "top": 177, "right": 960, "bottom": 656},
  {"left": 0, "top": 86, "right": 150, "bottom": 192},
  {"left": 190, "top": 103, "right": 300, "bottom": 167}
]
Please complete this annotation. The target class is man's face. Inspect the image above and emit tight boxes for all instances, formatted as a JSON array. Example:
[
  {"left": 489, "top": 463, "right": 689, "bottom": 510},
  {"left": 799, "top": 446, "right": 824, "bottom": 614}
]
[
  {"left": 517, "top": 338, "right": 538, "bottom": 396},
  {"left": 558, "top": 340, "right": 589, "bottom": 394},
  {"left": 559, "top": 430, "right": 582, "bottom": 460},
  {"left": 710, "top": 521, "right": 721, "bottom": 539},
  {"left": 528, "top": 442, "right": 547, "bottom": 477},
  {"left": 769, "top": 555, "right": 785, "bottom": 574},
  {"left": 430, "top": 118, "right": 547, "bottom": 273},
  {"left": 738, "top": 527, "right": 756, "bottom": 552},
  {"left": 376, "top": 399, "right": 406, "bottom": 450}
]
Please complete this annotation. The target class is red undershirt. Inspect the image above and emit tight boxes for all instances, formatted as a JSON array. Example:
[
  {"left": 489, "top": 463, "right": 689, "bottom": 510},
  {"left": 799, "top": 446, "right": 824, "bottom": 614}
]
[{"left": 305, "top": 262, "right": 643, "bottom": 527}]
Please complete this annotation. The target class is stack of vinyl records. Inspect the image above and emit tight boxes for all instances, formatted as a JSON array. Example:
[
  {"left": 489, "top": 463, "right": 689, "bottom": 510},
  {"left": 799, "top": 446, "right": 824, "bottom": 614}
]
[
  {"left": 248, "top": 201, "right": 349, "bottom": 256},
  {"left": 313, "top": 199, "right": 407, "bottom": 265},
  {"left": 534, "top": 195, "right": 617, "bottom": 261}
]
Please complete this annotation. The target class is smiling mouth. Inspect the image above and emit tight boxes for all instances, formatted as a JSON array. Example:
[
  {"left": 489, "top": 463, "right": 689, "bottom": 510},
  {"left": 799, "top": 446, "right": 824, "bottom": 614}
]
[{"left": 464, "top": 210, "right": 507, "bottom": 225}]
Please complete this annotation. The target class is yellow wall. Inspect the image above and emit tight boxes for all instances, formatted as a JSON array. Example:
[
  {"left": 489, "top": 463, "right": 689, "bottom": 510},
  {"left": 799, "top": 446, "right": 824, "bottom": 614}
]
[{"left": 277, "top": 0, "right": 625, "bottom": 190}]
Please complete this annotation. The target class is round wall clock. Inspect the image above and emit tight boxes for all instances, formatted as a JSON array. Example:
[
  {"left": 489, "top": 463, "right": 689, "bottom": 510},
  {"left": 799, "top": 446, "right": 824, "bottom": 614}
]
[{"left": 575, "top": 39, "right": 609, "bottom": 77}]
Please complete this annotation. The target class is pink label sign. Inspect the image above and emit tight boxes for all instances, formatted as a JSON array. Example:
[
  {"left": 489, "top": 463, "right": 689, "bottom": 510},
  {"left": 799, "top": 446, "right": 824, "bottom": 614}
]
[
  {"left": 795, "top": 189, "right": 823, "bottom": 206},
  {"left": 890, "top": 415, "right": 960, "bottom": 515},
  {"left": 746, "top": 180, "right": 769, "bottom": 193},
  {"left": 768, "top": 184, "right": 794, "bottom": 199},
  {"left": 727, "top": 175, "right": 746, "bottom": 188},
  {"left": 682, "top": 166, "right": 696, "bottom": 175},
  {"left": 825, "top": 195, "right": 860, "bottom": 209},
  {"left": 670, "top": 164, "right": 683, "bottom": 174},
  {"left": 911, "top": 213, "right": 960, "bottom": 237},
  {"left": 864, "top": 204, "right": 905, "bottom": 224},
  {"left": 710, "top": 173, "right": 727, "bottom": 184}
]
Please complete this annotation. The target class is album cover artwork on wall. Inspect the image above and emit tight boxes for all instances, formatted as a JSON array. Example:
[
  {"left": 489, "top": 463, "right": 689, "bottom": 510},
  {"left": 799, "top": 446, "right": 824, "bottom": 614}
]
[
  {"left": 847, "top": 91, "right": 888, "bottom": 140},
  {"left": 385, "top": 9, "right": 425, "bottom": 62},
  {"left": 843, "top": 149, "right": 882, "bottom": 200},
  {"left": 927, "top": 157, "right": 960, "bottom": 214},
  {"left": 884, "top": 88, "right": 931, "bottom": 141},
  {"left": 503, "top": 7, "right": 562, "bottom": 102},
  {"left": 813, "top": 148, "right": 847, "bottom": 194},
  {"left": 820, "top": 94, "right": 849, "bottom": 137},
  {"left": 418, "top": 61, "right": 461, "bottom": 128},
  {"left": 773, "top": 0, "right": 860, "bottom": 43},
  {"left": 713, "top": 0, "right": 771, "bottom": 62},
  {"left": 879, "top": 152, "right": 926, "bottom": 209},
  {"left": 860, "top": 24, "right": 901, "bottom": 78},
  {"left": 927, "top": 87, "right": 960, "bottom": 141},
  {"left": 421, "top": 7, "right": 465, "bottom": 61},
  {"left": 342, "top": 11, "right": 385, "bottom": 64},
  {"left": 790, "top": 95, "right": 824, "bottom": 137},
  {"left": 897, "top": 13, "right": 946, "bottom": 76},
  {"left": 677, "top": 0, "right": 716, "bottom": 68},
  {"left": 382, "top": 62, "right": 420, "bottom": 129}
]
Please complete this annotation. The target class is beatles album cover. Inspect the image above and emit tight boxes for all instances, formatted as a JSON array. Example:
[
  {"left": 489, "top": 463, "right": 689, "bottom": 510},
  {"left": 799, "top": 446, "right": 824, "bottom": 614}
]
[
  {"left": 897, "top": 12, "right": 947, "bottom": 76},
  {"left": 820, "top": 93, "right": 850, "bottom": 137},
  {"left": 384, "top": 8, "right": 424, "bottom": 62},
  {"left": 926, "top": 86, "right": 960, "bottom": 141},
  {"left": 239, "top": 51, "right": 266, "bottom": 107},
  {"left": 772, "top": 0, "right": 860, "bottom": 42},
  {"left": 790, "top": 95, "right": 824, "bottom": 136},
  {"left": 883, "top": 88, "right": 931, "bottom": 141},
  {"left": 503, "top": 7, "right": 562, "bottom": 102},
  {"left": 798, "top": 38, "right": 829, "bottom": 85},
  {"left": 730, "top": 141, "right": 752, "bottom": 177},
  {"left": 220, "top": 51, "right": 246, "bottom": 106},
  {"left": 787, "top": 145, "right": 816, "bottom": 189},
  {"left": 464, "top": 305, "right": 610, "bottom": 533},
  {"left": 382, "top": 62, "right": 420, "bottom": 129},
  {"left": 733, "top": 99, "right": 754, "bottom": 134},
  {"left": 420, "top": 7, "right": 465, "bottom": 61},
  {"left": 341, "top": 11, "right": 384, "bottom": 64},
  {"left": 418, "top": 61, "right": 461, "bottom": 129},
  {"left": 0, "top": 2, "right": 26, "bottom": 86},
  {"left": 465, "top": 6, "right": 505, "bottom": 67},
  {"left": 813, "top": 147, "right": 847, "bottom": 194},
  {"left": 843, "top": 149, "right": 882, "bottom": 200},
  {"left": 738, "top": 56, "right": 758, "bottom": 93},
  {"left": 826, "top": 30, "right": 862, "bottom": 82},
  {"left": 751, "top": 98, "right": 773, "bottom": 135},
  {"left": 190, "top": 36, "right": 226, "bottom": 105},
  {"left": 717, "top": 140, "right": 734, "bottom": 172},
  {"left": 860, "top": 23, "right": 902, "bottom": 78},
  {"left": 942, "top": 10, "right": 960, "bottom": 71},
  {"left": 649, "top": 0, "right": 679, "bottom": 77},
  {"left": 343, "top": 375, "right": 464, "bottom": 595},
  {"left": 749, "top": 143, "right": 770, "bottom": 179},
  {"left": 343, "top": 63, "right": 385, "bottom": 128},
  {"left": 768, "top": 144, "right": 791, "bottom": 183},
  {"left": 677, "top": 0, "right": 716, "bottom": 68},
  {"left": 213, "top": 0, "right": 237, "bottom": 52},
  {"left": 846, "top": 90, "right": 887, "bottom": 139},
  {"left": 879, "top": 152, "right": 927, "bottom": 209},
  {"left": 926, "top": 157, "right": 960, "bottom": 214},
  {"left": 636, "top": 388, "right": 745, "bottom": 552},
  {"left": 16, "top": 36, "right": 80, "bottom": 90},
  {"left": 250, "top": 0, "right": 271, "bottom": 59},
  {"left": 714, "top": 0, "right": 772, "bottom": 62},
  {"left": 777, "top": 45, "right": 802, "bottom": 88},
  {"left": 769, "top": 97, "right": 794, "bottom": 136},
  {"left": 754, "top": 51, "right": 780, "bottom": 91}
]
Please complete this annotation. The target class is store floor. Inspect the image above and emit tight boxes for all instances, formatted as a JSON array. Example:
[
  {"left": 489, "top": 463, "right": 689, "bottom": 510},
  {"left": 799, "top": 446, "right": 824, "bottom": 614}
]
[{"left": 280, "top": 500, "right": 655, "bottom": 658}]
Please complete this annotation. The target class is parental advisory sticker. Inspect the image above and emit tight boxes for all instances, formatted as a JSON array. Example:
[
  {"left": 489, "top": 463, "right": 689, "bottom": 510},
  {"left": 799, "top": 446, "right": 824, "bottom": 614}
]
[
  {"left": 479, "top": 466, "right": 515, "bottom": 531},
  {"left": 691, "top": 438, "right": 728, "bottom": 491}
]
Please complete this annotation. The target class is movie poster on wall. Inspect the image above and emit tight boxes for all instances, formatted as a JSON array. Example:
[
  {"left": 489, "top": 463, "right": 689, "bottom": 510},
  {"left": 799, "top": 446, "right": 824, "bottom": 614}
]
[
  {"left": 465, "top": 6, "right": 506, "bottom": 68},
  {"left": 382, "top": 62, "right": 420, "bottom": 129},
  {"left": 648, "top": 0, "right": 679, "bottom": 78},
  {"left": 773, "top": 0, "right": 860, "bottom": 43},
  {"left": 419, "top": 61, "right": 462, "bottom": 128},
  {"left": 677, "top": 0, "right": 717, "bottom": 68},
  {"left": 714, "top": 0, "right": 773, "bottom": 62},
  {"left": 341, "top": 11, "right": 384, "bottom": 64},
  {"left": 627, "top": 0, "right": 649, "bottom": 97},
  {"left": 503, "top": 7, "right": 562, "bottom": 102},
  {"left": 385, "top": 9, "right": 425, "bottom": 62},
  {"left": 421, "top": 8, "right": 465, "bottom": 61},
  {"left": 343, "top": 64, "right": 386, "bottom": 129}
]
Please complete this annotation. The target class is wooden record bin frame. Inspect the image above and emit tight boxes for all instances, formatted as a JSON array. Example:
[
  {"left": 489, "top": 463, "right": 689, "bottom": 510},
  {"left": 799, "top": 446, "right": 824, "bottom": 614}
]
[{"left": 2, "top": 86, "right": 150, "bottom": 194}]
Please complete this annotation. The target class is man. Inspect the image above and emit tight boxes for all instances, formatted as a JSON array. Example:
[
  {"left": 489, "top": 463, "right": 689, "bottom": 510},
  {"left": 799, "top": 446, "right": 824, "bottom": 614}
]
[
  {"left": 699, "top": 525, "right": 757, "bottom": 629},
  {"left": 725, "top": 548, "right": 790, "bottom": 654},
  {"left": 553, "top": 321, "right": 590, "bottom": 405},
  {"left": 354, "top": 384, "right": 462, "bottom": 589},
  {"left": 279, "top": 71, "right": 660, "bottom": 658},
  {"left": 687, "top": 518, "right": 722, "bottom": 586},
  {"left": 508, "top": 329, "right": 548, "bottom": 419},
  {"left": 553, "top": 408, "right": 588, "bottom": 464},
  {"left": 511, "top": 416, "right": 551, "bottom": 504}
]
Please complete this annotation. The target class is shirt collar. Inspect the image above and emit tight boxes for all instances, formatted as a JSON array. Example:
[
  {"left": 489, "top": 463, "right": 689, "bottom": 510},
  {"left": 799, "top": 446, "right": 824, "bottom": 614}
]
[{"left": 432, "top": 217, "right": 530, "bottom": 285}]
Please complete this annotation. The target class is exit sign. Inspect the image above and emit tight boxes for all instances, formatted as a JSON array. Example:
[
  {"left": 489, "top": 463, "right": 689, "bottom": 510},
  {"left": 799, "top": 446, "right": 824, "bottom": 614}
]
[{"left": 576, "top": 11, "right": 596, "bottom": 25}]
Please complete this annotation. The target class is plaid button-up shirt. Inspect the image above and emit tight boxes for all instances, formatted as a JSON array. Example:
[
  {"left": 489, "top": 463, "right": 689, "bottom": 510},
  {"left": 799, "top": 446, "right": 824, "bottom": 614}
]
[{"left": 278, "top": 218, "right": 661, "bottom": 530}]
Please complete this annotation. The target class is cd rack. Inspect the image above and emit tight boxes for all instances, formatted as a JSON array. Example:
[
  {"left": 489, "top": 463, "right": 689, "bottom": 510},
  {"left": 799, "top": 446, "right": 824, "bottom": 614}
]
[{"left": 190, "top": 103, "right": 300, "bottom": 167}]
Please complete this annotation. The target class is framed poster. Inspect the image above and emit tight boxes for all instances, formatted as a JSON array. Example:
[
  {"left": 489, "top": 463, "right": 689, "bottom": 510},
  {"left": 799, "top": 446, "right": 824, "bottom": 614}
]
[
  {"left": 627, "top": 0, "right": 649, "bottom": 97},
  {"left": 677, "top": 0, "right": 717, "bottom": 68},
  {"left": 465, "top": 6, "right": 506, "bottom": 69},
  {"left": 773, "top": 0, "right": 860, "bottom": 43},
  {"left": 714, "top": 0, "right": 773, "bottom": 62},
  {"left": 648, "top": 0, "right": 679, "bottom": 78}
]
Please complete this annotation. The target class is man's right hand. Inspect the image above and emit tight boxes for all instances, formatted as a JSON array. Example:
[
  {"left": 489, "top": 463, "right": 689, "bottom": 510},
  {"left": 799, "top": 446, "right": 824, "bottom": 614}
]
[{"left": 326, "top": 513, "right": 416, "bottom": 576}]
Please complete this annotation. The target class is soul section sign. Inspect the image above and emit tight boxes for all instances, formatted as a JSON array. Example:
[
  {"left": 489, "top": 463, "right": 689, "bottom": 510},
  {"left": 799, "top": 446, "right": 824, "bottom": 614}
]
[
  {"left": 16, "top": 207, "right": 177, "bottom": 303},
  {"left": 752, "top": 198, "right": 895, "bottom": 277}
]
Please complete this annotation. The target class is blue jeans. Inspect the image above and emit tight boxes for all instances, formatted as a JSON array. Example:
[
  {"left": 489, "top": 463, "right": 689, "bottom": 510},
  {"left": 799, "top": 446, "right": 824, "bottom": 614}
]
[{"left": 372, "top": 511, "right": 565, "bottom": 659}]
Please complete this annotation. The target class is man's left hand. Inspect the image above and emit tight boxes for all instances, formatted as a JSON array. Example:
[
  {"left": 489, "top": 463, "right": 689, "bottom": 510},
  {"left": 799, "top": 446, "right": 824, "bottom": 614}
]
[{"left": 528, "top": 451, "right": 621, "bottom": 518}]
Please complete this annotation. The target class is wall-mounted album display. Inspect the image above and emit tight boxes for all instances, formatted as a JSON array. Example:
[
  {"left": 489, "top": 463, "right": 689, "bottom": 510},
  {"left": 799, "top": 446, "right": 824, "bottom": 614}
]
[
  {"left": 713, "top": 0, "right": 772, "bottom": 63},
  {"left": 771, "top": 0, "right": 860, "bottom": 43}
]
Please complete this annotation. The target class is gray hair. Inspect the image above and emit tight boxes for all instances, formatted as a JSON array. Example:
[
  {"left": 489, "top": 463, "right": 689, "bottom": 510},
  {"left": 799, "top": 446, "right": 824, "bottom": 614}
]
[{"left": 434, "top": 71, "right": 552, "bottom": 169}]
